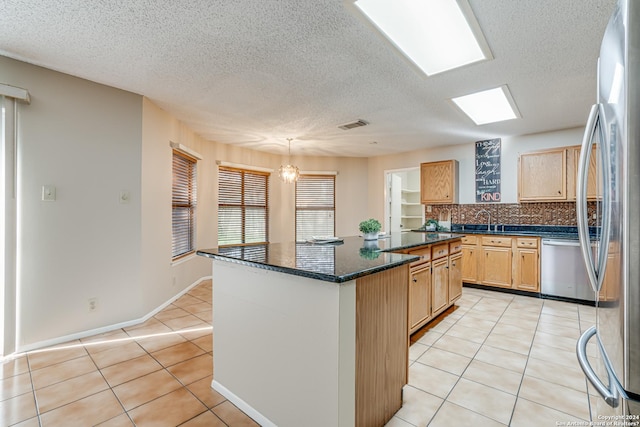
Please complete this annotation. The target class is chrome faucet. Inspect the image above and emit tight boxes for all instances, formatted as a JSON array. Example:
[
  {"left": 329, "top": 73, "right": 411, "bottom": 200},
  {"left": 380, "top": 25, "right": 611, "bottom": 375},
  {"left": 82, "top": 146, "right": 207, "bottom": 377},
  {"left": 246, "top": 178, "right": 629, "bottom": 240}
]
[{"left": 475, "top": 209, "right": 491, "bottom": 231}]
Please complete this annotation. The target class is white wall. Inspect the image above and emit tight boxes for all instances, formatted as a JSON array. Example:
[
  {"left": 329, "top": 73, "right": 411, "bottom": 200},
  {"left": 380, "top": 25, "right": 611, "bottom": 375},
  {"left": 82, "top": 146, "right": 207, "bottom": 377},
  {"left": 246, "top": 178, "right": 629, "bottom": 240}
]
[
  {"left": 367, "top": 127, "right": 585, "bottom": 222},
  {"left": 1, "top": 56, "right": 144, "bottom": 348}
]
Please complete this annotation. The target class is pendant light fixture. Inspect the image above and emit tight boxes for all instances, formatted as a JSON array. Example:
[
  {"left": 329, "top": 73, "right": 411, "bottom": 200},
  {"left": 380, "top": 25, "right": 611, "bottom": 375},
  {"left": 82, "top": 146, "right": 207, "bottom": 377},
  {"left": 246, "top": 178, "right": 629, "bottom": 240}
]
[{"left": 278, "top": 138, "right": 300, "bottom": 184}]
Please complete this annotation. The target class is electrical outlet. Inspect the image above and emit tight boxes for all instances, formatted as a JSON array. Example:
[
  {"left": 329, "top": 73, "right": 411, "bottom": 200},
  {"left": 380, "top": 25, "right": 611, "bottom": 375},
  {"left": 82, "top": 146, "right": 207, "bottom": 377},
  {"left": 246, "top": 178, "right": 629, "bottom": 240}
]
[
  {"left": 426, "top": 205, "right": 432, "bottom": 213},
  {"left": 88, "top": 298, "right": 98, "bottom": 312}
]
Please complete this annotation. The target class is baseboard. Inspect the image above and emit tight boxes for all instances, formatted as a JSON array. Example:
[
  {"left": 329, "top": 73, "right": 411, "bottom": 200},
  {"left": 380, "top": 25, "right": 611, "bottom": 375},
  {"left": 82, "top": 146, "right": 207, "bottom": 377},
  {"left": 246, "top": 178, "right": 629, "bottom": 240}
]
[
  {"left": 211, "top": 380, "right": 277, "bottom": 427},
  {"left": 15, "top": 275, "right": 212, "bottom": 354}
]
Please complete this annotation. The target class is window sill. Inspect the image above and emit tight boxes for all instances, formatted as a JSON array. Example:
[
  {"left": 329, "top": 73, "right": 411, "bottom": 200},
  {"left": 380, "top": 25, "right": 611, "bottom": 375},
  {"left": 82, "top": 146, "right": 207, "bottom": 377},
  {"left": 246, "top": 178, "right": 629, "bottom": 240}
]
[{"left": 171, "top": 252, "right": 196, "bottom": 267}]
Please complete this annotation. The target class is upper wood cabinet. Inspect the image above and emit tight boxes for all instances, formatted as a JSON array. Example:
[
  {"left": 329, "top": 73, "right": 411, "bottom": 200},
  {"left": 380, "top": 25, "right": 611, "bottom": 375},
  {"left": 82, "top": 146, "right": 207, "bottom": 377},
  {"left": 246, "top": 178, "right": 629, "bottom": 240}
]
[
  {"left": 420, "top": 160, "right": 459, "bottom": 204},
  {"left": 519, "top": 144, "right": 601, "bottom": 202},
  {"left": 518, "top": 148, "right": 567, "bottom": 202},
  {"left": 567, "top": 145, "right": 600, "bottom": 201}
]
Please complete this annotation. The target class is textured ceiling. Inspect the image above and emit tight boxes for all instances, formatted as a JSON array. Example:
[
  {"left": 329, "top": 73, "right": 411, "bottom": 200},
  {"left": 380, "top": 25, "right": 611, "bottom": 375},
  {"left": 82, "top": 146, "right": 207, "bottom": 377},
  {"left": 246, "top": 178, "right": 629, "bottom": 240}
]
[{"left": 0, "top": 0, "right": 616, "bottom": 157}]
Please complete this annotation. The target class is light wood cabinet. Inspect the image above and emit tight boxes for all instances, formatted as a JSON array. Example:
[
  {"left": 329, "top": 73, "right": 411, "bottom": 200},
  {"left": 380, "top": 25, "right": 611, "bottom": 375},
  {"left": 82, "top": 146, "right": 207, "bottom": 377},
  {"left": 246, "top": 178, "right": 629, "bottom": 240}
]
[
  {"left": 420, "top": 160, "right": 459, "bottom": 204},
  {"left": 403, "top": 238, "right": 462, "bottom": 334},
  {"left": 481, "top": 246, "right": 512, "bottom": 288},
  {"left": 463, "top": 234, "right": 540, "bottom": 293},
  {"left": 461, "top": 235, "right": 478, "bottom": 283},
  {"left": 518, "top": 148, "right": 567, "bottom": 201},
  {"left": 448, "top": 252, "right": 462, "bottom": 303},
  {"left": 409, "top": 263, "right": 431, "bottom": 330},
  {"left": 480, "top": 235, "right": 513, "bottom": 288},
  {"left": 567, "top": 145, "right": 600, "bottom": 201},
  {"left": 511, "top": 238, "right": 540, "bottom": 292},
  {"left": 431, "top": 257, "right": 449, "bottom": 316}
]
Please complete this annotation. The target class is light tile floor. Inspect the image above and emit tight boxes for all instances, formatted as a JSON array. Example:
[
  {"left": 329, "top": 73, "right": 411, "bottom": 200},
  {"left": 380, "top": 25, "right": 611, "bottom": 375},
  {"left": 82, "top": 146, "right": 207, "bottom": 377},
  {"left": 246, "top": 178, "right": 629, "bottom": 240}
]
[
  {"left": 387, "top": 287, "right": 597, "bottom": 427},
  {"left": 1, "top": 280, "right": 259, "bottom": 427},
  {"left": 1, "top": 283, "right": 596, "bottom": 426}
]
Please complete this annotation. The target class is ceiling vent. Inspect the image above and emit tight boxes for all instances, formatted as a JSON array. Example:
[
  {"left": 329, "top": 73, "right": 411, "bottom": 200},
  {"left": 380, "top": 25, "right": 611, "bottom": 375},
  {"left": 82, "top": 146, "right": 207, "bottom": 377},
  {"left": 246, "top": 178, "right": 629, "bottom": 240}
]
[{"left": 338, "top": 119, "right": 369, "bottom": 130}]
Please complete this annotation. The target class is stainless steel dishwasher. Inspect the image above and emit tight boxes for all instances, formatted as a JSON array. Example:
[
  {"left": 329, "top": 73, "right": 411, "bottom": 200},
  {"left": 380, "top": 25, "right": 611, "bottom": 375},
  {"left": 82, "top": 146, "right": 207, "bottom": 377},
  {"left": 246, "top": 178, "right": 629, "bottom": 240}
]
[{"left": 541, "top": 238, "right": 596, "bottom": 302}]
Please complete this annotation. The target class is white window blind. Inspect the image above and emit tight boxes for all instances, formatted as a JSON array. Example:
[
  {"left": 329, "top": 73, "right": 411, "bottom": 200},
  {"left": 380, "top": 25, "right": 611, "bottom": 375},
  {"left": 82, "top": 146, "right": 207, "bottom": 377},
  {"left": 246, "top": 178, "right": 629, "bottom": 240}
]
[
  {"left": 172, "top": 151, "right": 197, "bottom": 259},
  {"left": 218, "top": 167, "right": 269, "bottom": 246},
  {"left": 296, "top": 175, "right": 335, "bottom": 241}
]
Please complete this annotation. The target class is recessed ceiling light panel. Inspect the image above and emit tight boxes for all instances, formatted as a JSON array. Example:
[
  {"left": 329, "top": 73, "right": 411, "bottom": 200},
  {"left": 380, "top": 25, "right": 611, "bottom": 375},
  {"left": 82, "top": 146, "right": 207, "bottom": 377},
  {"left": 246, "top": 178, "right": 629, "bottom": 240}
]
[
  {"left": 451, "top": 86, "right": 520, "bottom": 125},
  {"left": 351, "top": 0, "right": 493, "bottom": 76}
]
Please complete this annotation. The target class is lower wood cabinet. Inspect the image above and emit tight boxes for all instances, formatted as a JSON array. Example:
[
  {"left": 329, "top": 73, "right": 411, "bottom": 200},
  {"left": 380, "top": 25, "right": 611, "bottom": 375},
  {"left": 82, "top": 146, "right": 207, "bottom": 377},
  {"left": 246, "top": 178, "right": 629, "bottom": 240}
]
[
  {"left": 409, "top": 263, "right": 431, "bottom": 330},
  {"left": 431, "top": 257, "right": 449, "bottom": 316},
  {"left": 513, "top": 238, "right": 540, "bottom": 291},
  {"left": 480, "top": 246, "right": 512, "bottom": 288},
  {"left": 463, "top": 234, "right": 541, "bottom": 292},
  {"left": 461, "top": 236, "right": 478, "bottom": 283},
  {"left": 402, "top": 238, "right": 462, "bottom": 334},
  {"left": 448, "top": 252, "right": 462, "bottom": 303}
]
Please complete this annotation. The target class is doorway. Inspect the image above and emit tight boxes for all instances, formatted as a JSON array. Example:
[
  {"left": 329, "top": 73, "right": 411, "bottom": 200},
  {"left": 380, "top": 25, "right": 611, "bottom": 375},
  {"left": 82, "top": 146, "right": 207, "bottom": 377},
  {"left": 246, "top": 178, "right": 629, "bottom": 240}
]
[{"left": 384, "top": 168, "right": 423, "bottom": 234}]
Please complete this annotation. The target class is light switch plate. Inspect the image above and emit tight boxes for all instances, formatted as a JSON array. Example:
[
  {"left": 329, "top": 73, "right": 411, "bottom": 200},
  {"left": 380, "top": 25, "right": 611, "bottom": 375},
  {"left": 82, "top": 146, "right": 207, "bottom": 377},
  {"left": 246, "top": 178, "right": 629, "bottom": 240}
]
[{"left": 42, "top": 185, "right": 56, "bottom": 201}]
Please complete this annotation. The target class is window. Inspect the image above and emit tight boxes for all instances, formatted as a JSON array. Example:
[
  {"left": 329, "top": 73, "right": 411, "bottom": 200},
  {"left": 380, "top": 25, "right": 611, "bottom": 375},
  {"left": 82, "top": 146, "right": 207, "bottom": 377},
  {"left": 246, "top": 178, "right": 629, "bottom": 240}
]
[
  {"left": 172, "top": 151, "right": 197, "bottom": 259},
  {"left": 296, "top": 175, "right": 335, "bottom": 241},
  {"left": 218, "top": 167, "right": 269, "bottom": 246}
]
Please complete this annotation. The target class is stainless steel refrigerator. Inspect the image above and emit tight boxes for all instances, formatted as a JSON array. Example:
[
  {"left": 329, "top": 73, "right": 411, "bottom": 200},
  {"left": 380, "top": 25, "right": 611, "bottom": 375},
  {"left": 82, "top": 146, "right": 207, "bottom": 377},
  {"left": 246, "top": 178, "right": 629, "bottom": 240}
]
[{"left": 576, "top": 0, "right": 640, "bottom": 418}]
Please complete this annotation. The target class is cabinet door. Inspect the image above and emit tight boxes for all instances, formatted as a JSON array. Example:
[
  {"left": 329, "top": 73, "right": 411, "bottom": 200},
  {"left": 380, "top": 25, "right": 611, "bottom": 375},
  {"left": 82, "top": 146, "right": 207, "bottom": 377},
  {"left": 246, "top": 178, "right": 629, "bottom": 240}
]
[
  {"left": 568, "top": 145, "right": 600, "bottom": 201},
  {"left": 448, "top": 253, "right": 462, "bottom": 303},
  {"left": 514, "top": 248, "right": 539, "bottom": 292},
  {"left": 461, "top": 246, "right": 477, "bottom": 283},
  {"left": 420, "top": 160, "right": 458, "bottom": 204},
  {"left": 481, "top": 247, "right": 512, "bottom": 288},
  {"left": 409, "top": 264, "right": 431, "bottom": 331},
  {"left": 518, "top": 149, "right": 566, "bottom": 201},
  {"left": 431, "top": 258, "right": 449, "bottom": 315}
]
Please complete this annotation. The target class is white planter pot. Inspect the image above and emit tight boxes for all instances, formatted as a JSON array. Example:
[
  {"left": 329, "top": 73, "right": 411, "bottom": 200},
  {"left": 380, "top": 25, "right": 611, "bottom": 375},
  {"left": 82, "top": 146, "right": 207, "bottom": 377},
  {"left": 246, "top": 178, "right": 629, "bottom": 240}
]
[{"left": 363, "top": 232, "right": 379, "bottom": 241}]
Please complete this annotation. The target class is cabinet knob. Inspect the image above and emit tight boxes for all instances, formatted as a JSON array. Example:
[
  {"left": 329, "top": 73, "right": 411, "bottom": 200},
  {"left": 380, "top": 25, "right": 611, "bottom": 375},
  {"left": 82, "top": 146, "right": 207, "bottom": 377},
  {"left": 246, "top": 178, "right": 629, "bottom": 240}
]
[
  {"left": 558, "top": 190, "right": 561, "bottom": 194},
  {"left": 412, "top": 277, "right": 417, "bottom": 283}
]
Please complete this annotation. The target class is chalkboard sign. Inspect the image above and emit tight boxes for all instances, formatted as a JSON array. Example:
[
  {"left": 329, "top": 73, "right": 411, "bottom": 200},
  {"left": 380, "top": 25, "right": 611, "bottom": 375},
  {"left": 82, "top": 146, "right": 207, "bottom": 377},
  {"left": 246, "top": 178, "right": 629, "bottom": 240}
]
[{"left": 475, "top": 138, "right": 501, "bottom": 202}]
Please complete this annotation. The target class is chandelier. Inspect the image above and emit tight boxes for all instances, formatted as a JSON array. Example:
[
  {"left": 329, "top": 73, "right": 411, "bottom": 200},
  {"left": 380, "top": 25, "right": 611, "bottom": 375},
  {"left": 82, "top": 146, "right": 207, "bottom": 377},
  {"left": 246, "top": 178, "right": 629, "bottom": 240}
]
[{"left": 278, "top": 138, "right": 300, "bottom": 184}]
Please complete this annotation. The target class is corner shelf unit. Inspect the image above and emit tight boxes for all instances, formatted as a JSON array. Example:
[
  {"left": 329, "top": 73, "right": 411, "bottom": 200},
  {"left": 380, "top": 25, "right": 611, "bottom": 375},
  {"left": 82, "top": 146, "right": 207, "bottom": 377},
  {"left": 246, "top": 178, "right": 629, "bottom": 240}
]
[{"left": 400, "top": 189, "right": 423, "bottom": 231}]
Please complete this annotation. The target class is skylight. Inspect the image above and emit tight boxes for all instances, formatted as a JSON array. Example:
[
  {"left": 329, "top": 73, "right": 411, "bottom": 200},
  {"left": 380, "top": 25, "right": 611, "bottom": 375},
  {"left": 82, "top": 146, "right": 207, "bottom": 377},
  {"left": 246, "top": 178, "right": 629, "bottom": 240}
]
[
  {"left": 451, "top": 86, "right": 520, "bottom": 125},
  {"left": 352, "top": 0, "right": 492, "bottom": 76}
]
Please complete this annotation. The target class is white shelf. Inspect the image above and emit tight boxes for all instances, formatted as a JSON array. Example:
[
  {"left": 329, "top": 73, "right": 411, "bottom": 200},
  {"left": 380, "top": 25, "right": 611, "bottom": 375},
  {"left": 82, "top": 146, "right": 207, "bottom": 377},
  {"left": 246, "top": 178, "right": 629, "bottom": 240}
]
[
  {"left": 401, "top": 215, "right": 423, "bottom": 219},
  {"left": 401, "top": 189, "right": 420, "bottom": 193},
  {"left": 401, "top": 202, "right": 422, "bottom": 206}
]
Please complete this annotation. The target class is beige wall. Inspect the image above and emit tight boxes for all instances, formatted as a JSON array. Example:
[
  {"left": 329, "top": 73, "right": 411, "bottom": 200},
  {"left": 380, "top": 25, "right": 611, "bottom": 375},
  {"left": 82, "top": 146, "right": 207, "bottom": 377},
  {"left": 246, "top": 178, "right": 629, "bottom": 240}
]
[{"left": 1, "top": 56, "right": 144, "bottom": 348}]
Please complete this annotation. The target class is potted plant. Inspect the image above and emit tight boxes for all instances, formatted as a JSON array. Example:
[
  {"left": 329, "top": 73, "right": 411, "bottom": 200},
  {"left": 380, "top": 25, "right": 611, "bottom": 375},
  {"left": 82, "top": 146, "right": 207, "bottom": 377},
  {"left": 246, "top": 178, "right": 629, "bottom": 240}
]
[{"left": 359, "top": 218, "right": 382, "bottom": 241}]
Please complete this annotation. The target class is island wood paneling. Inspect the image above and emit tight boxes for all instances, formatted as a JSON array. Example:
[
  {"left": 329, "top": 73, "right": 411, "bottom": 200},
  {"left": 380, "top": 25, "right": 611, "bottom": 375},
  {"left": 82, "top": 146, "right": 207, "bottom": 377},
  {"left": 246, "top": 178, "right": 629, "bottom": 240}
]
[{"left": 355, "top": 265, "right": 409, "bottom": 427}]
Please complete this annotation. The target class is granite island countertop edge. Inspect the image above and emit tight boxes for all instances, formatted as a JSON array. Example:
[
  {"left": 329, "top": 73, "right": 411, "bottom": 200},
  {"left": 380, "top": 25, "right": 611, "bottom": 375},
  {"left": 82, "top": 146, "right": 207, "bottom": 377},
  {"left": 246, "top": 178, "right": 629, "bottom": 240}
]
[{"left": 196, "top": 234, "right": 464, "bottom": 284}]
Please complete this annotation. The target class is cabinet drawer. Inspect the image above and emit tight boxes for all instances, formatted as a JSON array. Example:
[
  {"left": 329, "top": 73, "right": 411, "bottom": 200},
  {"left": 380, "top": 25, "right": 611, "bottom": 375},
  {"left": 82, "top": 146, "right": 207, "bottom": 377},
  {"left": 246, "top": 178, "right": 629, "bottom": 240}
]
[
  {"left": 517, "top": 238, "right": 538, "bottom": 248},
  {"left": 461, "top": 235, "right": 477, "bottom": 245},
  {"left": 408, "top": 246, "right": 431, "bottom": 263},
  {"left": 481, "top": 236, "right": 512, "bottom": 247},
  {"left": 432, "top": 243, "right": 449, "bottom": 259},
  {"left": 449, "top": 240, "right": 462, "bottom": 254}
]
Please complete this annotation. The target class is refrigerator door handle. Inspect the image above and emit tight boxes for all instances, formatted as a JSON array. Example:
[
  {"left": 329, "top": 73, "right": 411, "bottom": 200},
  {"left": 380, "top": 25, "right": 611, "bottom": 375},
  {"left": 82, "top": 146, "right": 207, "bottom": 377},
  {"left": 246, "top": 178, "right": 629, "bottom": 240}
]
[
  {"left": 577, "top": 103, "right": 612, "bottom": 293},
  {"left": 577, "top": 326, "right": 620, "bottom": 407}
]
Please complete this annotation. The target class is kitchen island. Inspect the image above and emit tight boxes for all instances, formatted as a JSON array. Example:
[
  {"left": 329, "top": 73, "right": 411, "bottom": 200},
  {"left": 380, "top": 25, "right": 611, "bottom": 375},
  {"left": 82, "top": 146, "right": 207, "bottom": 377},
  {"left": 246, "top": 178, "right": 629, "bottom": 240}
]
[{"left": 197, "top": 233, "right": 462, "bottom": 427}]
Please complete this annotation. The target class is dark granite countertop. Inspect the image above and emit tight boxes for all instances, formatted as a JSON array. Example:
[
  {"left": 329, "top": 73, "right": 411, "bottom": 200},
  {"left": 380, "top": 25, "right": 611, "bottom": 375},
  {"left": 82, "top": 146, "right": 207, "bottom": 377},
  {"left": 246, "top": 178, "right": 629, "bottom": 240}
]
[
  {"left": 196, "top": 233, "right": 463, "bottom": 283},
  {"left": 413, "top": 224, "right": 600, "bottom": 240}
]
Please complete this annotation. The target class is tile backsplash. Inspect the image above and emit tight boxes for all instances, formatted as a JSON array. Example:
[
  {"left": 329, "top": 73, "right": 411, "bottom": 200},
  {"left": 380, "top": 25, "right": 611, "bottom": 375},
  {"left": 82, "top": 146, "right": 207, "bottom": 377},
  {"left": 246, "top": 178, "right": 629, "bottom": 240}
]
[{"left": 426, "top": 202, "right": 599, "bottom": 227}]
